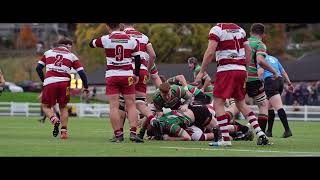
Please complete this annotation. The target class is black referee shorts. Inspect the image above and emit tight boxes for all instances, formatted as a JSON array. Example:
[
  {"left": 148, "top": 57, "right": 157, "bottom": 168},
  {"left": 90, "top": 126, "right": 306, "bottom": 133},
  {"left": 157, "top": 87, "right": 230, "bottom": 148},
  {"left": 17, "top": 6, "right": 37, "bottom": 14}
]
[
  {"left": 246, "top": 80, "right": 265, "bottom": 98},
  {"left": 264, "top": 77, "right": 284, "bottom": 99}
]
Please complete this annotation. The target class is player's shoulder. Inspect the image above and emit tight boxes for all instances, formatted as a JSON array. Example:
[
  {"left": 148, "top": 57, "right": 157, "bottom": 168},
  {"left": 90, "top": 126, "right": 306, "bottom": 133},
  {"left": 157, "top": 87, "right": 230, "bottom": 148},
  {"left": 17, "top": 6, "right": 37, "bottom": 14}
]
[
  {"left": 257, "top": 40, "right": 267, "bottom": 49},
  {"left": 101, "top": 34, "right": 110, "bottom": 41},
  {"left": 152, "top": 90, "right": 161, "bottom": 100},
  {"left": 69, "top": 52, "right": 79, "bottom": 61},
  {"left": 209, "top": 24, "right": 222, "bottom": 33}
]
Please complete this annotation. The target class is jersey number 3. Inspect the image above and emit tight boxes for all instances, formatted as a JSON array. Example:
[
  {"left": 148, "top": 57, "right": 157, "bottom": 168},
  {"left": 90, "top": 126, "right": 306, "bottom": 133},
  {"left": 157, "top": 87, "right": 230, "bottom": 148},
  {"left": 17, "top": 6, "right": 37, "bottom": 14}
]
[
  {"left": 115, "top": 45, "right": 124, "bottom": 61},
  {"left": 54, "top": 54, "right": 64, "bottom": 67}
]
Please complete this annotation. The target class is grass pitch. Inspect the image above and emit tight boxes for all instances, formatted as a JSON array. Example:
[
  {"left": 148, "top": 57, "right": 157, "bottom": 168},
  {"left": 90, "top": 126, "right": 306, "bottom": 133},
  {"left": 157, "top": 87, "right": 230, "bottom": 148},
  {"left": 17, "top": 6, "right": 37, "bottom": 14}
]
[{"left": 0, "top": 116, "right": 320, "bottom": 157}]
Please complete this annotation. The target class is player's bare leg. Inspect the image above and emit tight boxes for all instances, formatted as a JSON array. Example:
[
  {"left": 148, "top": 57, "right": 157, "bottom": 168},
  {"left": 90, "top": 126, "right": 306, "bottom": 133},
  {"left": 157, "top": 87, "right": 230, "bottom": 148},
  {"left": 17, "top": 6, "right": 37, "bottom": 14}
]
[
  {"left": 135, "top": 92, "right": 156, "bottom": 139},
  {"left": 254, "top": 92, "right": 269, "bottom": 132},
  {"left": 59, "top": 104, "right": 69, "bottom": 139},
  {"left": 107, "top": 94, "right": 124, "bottom": 142},
  {"left": 42, "top": 104, "right": 60, "bottom": 137},
  {"left": 124, "top": 94, "right": 144, "bottom": 143},
  {"left": 235, "top": 99, "right": 271, "bottom": 145}
]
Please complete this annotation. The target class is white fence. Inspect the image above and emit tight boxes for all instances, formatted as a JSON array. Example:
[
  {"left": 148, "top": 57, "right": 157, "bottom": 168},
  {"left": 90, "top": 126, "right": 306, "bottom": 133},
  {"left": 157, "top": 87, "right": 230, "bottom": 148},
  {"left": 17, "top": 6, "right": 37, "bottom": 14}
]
[{"left": 0, "top": 102, "right": 320, "bottom": 121}]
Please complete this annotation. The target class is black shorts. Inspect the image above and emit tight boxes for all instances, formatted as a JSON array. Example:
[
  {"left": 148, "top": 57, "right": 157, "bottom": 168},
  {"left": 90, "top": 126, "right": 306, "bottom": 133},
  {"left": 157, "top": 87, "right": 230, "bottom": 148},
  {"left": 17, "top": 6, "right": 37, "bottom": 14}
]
[
  {"left": 194, "top": 92, "right": 211, "bottom": 104},
  {"left": 264, "top": 77, "right": 284, "bottom": 99},
  {"left": 188, "top": 103, "right": 212, "bottom": 128},
  {"left": 246, "top": 80, "right": 265, "bottom": 98}
]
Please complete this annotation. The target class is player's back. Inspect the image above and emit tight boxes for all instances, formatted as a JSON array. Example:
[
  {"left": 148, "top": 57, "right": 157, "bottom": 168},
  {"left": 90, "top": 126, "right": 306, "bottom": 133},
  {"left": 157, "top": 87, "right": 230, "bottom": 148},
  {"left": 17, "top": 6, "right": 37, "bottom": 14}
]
[
  {"left": 124, "top": 28, "right": 150, "bottom": 70},
  {"left": 247, "top": 36, "right": 267, "bottom": 81},
  {"left": 97, "top": 31, "right": 138, "bottom": 77},
  {"left": 209, "top": 23, "right": 248, "bottom": 72},
  {"left": 40, "top": 46, "right": 82, "bottom": 86}
]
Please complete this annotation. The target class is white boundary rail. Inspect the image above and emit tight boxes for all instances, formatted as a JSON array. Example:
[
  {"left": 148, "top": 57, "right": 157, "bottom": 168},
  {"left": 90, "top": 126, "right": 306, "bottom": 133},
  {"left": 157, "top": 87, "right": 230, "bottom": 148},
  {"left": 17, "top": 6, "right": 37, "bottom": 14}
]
[{"left": 0, "top": 102, "right": 320, "bottom": 121}]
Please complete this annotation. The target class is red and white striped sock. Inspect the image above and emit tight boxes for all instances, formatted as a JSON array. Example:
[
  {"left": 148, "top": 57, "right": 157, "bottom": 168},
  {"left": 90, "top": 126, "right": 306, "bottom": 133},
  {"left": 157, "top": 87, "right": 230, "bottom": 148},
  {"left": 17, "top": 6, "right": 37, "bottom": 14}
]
[
  {"left": 147, "top": 115, "right": 156, "bottom": 124},
  {"left": 216, "top": 114, "right": 230, "bottom": 141},
  {"left": 50, "top": 116, "right": 60, "bottom": 125},
  {"left": 130, "top": 127, "right": 137, "bottom": 136},
  {"left": 246, "top": 112, "right": 264, "bottom": 137}
]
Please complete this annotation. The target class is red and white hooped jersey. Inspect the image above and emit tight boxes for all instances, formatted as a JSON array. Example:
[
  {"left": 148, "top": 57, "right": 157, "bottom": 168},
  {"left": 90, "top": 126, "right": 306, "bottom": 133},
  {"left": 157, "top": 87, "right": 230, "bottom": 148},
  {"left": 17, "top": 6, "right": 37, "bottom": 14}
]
[
  {"left": 208, "top": 23, "right": 248, "bottom": 72},
  {"left": 91, "top": 31, "right": 139, "bottom": 78},
  {"left": 38, "top": 46, "right": 83, "bottom": 86},
  {"left": 124, "top": 28, "right": 151, "bottom": 71}
]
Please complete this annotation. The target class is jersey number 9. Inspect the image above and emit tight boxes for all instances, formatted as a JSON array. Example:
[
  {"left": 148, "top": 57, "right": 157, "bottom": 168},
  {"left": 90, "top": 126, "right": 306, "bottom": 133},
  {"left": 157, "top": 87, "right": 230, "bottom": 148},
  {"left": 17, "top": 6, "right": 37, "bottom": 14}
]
[{"left": 115, "top": 45, "right": 124, "bottom": 61}]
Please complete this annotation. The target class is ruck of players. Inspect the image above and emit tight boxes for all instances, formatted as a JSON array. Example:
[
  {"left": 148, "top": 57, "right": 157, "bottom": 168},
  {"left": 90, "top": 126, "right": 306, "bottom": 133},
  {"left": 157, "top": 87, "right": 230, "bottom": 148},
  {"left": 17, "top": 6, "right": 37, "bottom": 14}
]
[{"left": 36, "top": 23, "right": 294, "bottom": 147}]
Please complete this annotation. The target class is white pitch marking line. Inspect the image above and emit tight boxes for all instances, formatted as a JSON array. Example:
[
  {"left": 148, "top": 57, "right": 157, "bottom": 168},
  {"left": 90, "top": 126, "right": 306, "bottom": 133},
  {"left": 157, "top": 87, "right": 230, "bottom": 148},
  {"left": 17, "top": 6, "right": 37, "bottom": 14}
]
[{"left": 160, "top": 146, "right": 320, "bottom": 155}]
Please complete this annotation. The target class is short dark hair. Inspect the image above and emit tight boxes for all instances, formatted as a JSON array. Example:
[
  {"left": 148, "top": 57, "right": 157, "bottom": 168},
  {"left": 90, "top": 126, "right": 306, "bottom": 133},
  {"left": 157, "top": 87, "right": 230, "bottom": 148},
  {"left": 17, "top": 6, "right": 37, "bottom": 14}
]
[
  {"left": 57, "top": 37, "right": 73, "bottom": 46},
  {"left": 188, "top": 57, "right": 198, "bottom": 65},
  {"left": 106, "top": 23, "right": 121, "bottom": 30},
  {"left": 250, "top": 23, "right": 265, "bottom": 35}
]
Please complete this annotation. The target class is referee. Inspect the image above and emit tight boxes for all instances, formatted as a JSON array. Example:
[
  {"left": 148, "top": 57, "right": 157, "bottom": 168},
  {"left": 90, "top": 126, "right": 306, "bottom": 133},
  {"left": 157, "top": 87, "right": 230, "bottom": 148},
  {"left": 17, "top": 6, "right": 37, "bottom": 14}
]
[{"left": 258, "top": 55, "right": 293, "bottom": 138}]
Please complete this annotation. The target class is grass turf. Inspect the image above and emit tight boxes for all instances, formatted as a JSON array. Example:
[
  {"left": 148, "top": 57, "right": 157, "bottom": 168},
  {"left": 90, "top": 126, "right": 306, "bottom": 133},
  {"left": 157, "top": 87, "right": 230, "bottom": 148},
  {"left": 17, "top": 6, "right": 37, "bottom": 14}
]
[{"left": 0, "top": 116, "right": 320, "bottom": 157}]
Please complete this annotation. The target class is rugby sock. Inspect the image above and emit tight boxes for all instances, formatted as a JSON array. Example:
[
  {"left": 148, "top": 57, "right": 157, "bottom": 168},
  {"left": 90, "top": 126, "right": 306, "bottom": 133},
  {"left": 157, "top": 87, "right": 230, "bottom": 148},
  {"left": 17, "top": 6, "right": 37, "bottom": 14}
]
[
  {"left": 147, "top": 115, "right": 156, "bottom": 122},
  {"left": 225, "top": 111, "right": 233, "bottom": 124},
  {"left": 278, "top": 108, "right": 290, "bottom": 131},
  {"left": 114, "top": 129, "right": 123, "bottom": 138},
  {"left": 216, "top": 115, "right": 230, "bottom": 141},
  {"left": 130, "top": 127, "right": 137, "bottom": 136},
  {"left": 246, "top": 112, "right": 264, "bottom": 137},
  {"left": 258, "top": 114, "right": 268, "bottom": 132},
  {"left": 49, "top": 116, "right": 59, "bottom": 125},
  {"left": 267, "top": 110, "right": 275, "bottom": 132},
  {"left": 61, "top": 126, "right": 67, "bottom": 130}
]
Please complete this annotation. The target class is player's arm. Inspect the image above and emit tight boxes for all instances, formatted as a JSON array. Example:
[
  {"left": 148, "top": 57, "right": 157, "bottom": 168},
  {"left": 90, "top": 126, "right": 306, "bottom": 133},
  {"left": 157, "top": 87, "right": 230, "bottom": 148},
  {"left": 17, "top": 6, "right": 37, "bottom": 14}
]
[
  {"left": 146, "top": 42, "right": 156, "bottom": 71},
  {"left": 201, "top": 75, "right": 211, "bottom": 91},
  {"left": 280, "top": 63, "right": 294, "bottom": 92},
  {"left": 243, "top": 43, "right": 252, "bottom": 69},
  {"left": 180, "top": 86, "right": 192, "bottom": 106},
  {"left": 149, "top": 64, "right": 162, "bottom": 88},
  {"left": 132, "top": 39, "right": 142, "bottom": 79},
  {"left": 36, "top": 56, "right": 46, "bottom": 83},
  {"left": 196, "top": 40, "right": 218, "bottom": 82},
  {"left": 0, "top": 70, "right": 5, "bottom": 87},
  {"left": 151, "top": 74, "right": 162, "bottom": 88},
  {"left": 257, "top": 66, "right": 264, "bottom": 79},
  {"left": 71, "top": 54, "right": 89, "bottom": 95},
  {"left": 163, "top": 127, "right": 191, "bottom": 141},
  {"left": 257, "top": 55, "right": 278, "bottom": 79},
  {"left": 175, "top": 75, "right": 188, "bottom": 86},
  {"left": 89, "top": 37, "right": 104, "bottom": 48},
  {"left": 166, "top": 76, "right": 181, "bottom": 85}
]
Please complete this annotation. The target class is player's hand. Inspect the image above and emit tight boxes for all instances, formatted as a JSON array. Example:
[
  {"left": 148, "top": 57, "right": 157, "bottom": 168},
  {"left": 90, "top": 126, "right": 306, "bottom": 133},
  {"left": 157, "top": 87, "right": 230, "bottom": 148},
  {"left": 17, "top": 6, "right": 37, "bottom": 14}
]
[
  {"left": 288, "top": 83, "right": 294, "bottom": 92},
  {"left": 162, "top": 134, "right": 170, "bottom": 140},
  {"left": 186, "top": 127, "right": 194, "bottom": 136},
  {"left": 133, "top": 76, "right": 139, "bottom": 85},
  {"left": 179, "top": 104, "right": 188, "bottom": 112},
  {"left": 272, "top": 72, "right": 279, "bottom": 80},
  {"left": 83, "top": 88, "right": 89, "bottom": 98},
  {"left": 195, "top": 72, "right": 203, "bottom": 83}
]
